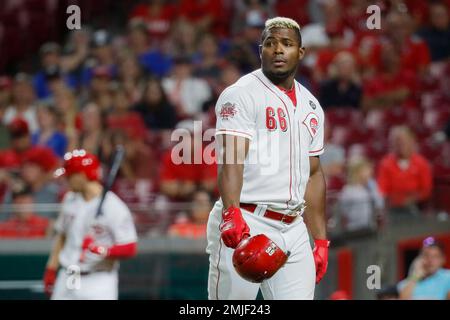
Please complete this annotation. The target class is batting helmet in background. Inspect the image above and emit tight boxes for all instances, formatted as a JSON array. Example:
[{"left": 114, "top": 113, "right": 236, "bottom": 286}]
[{"left": 55, "top": 149, "right": 101, "bottom": 181}]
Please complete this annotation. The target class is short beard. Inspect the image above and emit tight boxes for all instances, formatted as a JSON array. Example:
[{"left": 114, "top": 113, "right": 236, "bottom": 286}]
[{"left": 263, "top": 65, "right": 298, "bottom": 85}]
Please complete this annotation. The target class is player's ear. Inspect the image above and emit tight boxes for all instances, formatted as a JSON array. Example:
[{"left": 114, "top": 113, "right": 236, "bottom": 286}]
[
  {"left": 258, "top": 44, "right": 263, "bottom": 59},
  {"left": 298, "top": 46, "right": 306, "bottom": 61}
]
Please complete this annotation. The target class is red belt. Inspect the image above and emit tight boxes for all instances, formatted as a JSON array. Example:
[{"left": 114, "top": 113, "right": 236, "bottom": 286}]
[{"left": 240, "top": 203, "right": 298, "bottom": 224}]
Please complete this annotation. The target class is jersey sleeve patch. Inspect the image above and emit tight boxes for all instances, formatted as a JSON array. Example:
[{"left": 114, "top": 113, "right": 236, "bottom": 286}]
[
  {"left": 302, "top": 112, "right": 320, "bottom": 138},
  {"left": 219, "top": 102, "right": 237, "bottom": 120}
]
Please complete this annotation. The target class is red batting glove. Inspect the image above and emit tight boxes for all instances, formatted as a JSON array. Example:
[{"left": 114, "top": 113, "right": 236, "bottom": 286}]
[
  {"left": 80, "top": 236, "right": 94, "bottom": 262},
  {"left": 43, "top": 267, "right": 57, "bottom": 298},
  {"left": 81, "top": 235, "right": 108, "bottom": 259},
  {"left": 88, "top": 244, "right": 108, "bottom": 258},
  {"left": 313, "top": 239, "right": 330, "bottom": 284},
  {"left": 220, "top": 206, "right": 250, "bottom": 248},
  {"left": 81, "top": 236, "right": 94, "bottom": 250}
]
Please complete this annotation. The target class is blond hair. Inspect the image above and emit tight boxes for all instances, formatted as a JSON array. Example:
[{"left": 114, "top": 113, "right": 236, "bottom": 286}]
[
  {"left": 262, "top": 17, "right": 302, "bottom": 45},
  {"left": 265, "top": 17, "right": 301, "bottom": 31},
  {"left": 347, "top": 159, "right": 373, "bottom": 185}
]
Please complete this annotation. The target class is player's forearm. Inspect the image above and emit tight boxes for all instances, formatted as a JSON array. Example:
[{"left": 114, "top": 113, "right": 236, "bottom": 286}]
[
  {"left": 304, "top": 169, "right": 327, "bottom": 240},
  {"left": 46, "top": 234, "right": 65, "bottom": 270},
  {"left": 218, "top": 163, "right": 244, "bottom": 208},
  {"left": 217, "top": 135, "right": 249, "bottom": 209}
]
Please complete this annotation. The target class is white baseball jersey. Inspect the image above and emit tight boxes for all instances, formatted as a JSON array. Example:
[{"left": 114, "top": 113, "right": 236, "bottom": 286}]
[
  {"left": 54, "top": 191, "right": 138, "bottom": 273},
  {"left": 215, "top": 68, "right": 325, "bottom": 214}
]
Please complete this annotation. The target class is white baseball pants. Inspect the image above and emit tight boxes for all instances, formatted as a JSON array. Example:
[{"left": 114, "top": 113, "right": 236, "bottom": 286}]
[{"left": 51, "top": 269, "right": 118, "bottom": 300}]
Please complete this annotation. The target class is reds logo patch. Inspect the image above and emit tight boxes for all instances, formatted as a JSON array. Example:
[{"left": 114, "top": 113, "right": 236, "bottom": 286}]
[
  {"left": 219, "top": 102, "right": 237, "bottom": 120},
  {"left": 310, "top": 118, "right": 318, "bottom": 135},
  {"left": 302, "top": 112, "right": 320, "bottom": 138}
]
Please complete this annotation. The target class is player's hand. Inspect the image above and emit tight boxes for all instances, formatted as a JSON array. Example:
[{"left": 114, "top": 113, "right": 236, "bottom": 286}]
[
  {"left": 313, "top": 239, "right": 330, "bottom": 284},
  {"left": 81, "top": 235, "right": 94, "bottom": 250},
  {"left": 80, "top": 236, "right": 108, "bottom": 263},
  {"left": 220, "top": 206, "right": 250, "bottom": 249},
  {"left": 43, "top": 267, "right": 57, "bottom": 298}
]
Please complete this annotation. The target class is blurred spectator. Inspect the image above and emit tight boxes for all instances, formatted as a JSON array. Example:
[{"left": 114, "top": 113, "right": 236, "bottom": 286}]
[
  {"left": 343, "top": 0, "right": 378, "bottom": 38},
  {"left": 0, "top": 76, "right": 13, "bottom": 149},
  {"left": 226, "top": 9, "right": 265, "bottom": 74},
  {"left": 53, "top": 88, "right": 81, "bottom": 148},
  {"left": 376, "top": 285, "right": 399, "bottom": 300},
  {"left": 313, "top": 0, "right": 355, "bottom": 83},
  {"left": 133, "top": 77, "right": 177, "bottom": 130},
  {"left": 128, "top": 0, "right": 176, "bottom": 44},
  {"left": 233, "top": 0, "right": 272, "bottom": 34},
  {"left": 33, "top": 42, "right": 77, "bottom": 100},
  {"left": 338, "top": 159, "right": 384, "bottom": 232},
  {"left": 162, "top": 56, "right": 212, "bottom": 119},
  {"left": 168, "top": 190, "right": 212, "bottom": 239},
  {"left": 128, "top": 19, "right": 172, "bottom": 77},
  {"left": 88, "top": 66, "right": 114, "bottom": 112},
  {"left": 377, "top": 126, "right": 432, "bottom": 221},
  {"left": 70, "top": 102, "right": 107, "bottom": 157},
  {"left": 3, "top": 74, "right": 39, "bottom": 134},
  {"left": 225, "top": 37, "right": 260, "bottom": 75},
  {"left": 215, "top": 63, "right": 242, "bottom": 95},
  {"left": 42, "top": 65, "right": 72, "bottom": 103},
  {"left": 32, "top": 104, "right": 68, "bottom": 158},
  {"left": 159, "top": 120, "right": 217, "bottom": 200},
  {"left": 319, "top": 51, "right": 362, "bottom": 109},
  {"left": 0, "top": 180, "right": 50, "bottom": 238},
  {"left": 117, "top": 54, "right": 146, "bottom": 104},
  {"left": 320, "top": 124, "right": 346, "bottom": 192},
  {"left": 60, "top": 29, "right": 91, "bottom": 75},
  {"left": 2, "top": 146, "right": 60, "bottom": 221},
  {"left": 81, "top": 30, "right": 117, "bottom": 87},
  {"left": 178, "top": 0, "right": 224, "bottom": 34},
  {"left": 168, "top": 19, "right": 199, "bottom": 59},
  {"left": 362, "top": 42, "right": 418, "bottom": 111},
  {"left": 19, "top": 147, "right": 59, "bottom": 204},
  {"left": 2, "top": 118, "right": 32, "bottom": 168},
  {"left": 107, "top": 85, "right": 147, "bottom": 141},
  {"left": 299, "top": 22, "right": 329, "bottom": 74},
  {"left": 103, "top": 129, "right": 157, "bottom": 184},
  {"left": 417, "top": 2, "right": 450, "bottom": 63},
  {"left": 398, "top": 237, "right": 450, "bottom": 300},
  {"left": 193, "top": 33, "right": 225, "bottom": 83},
  {"left": 386, "top": 0, "right": 430, "bottom": 29},
  {"left": 369, "top": 11, "right": 431, "bottom": 75}
]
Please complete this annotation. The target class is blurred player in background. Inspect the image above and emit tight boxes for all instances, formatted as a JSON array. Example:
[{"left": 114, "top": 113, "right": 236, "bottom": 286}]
[{"left": 43, "top": 149, "right": 137, "bottom": 300}]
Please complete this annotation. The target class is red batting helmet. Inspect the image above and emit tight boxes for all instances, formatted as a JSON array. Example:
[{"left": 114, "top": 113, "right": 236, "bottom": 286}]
[
  {"left": 54, "top": 149, "right": 101, "bottom": 181},
  {"left": 232, "top": 234, "right": 289, "bottom": 283}
]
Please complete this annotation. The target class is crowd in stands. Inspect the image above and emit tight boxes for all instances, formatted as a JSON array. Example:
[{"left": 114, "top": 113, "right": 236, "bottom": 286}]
[{"left": 0, "top": 0, "right": 449, "bottom": 241}]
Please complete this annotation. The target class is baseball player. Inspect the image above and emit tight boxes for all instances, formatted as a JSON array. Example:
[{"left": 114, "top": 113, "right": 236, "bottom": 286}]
[
  {"left": 206, "top": 17, "right": 329, "bottom": 300},
  {"left": 43, "top": 149, "right": 138, "bottom": 300}
]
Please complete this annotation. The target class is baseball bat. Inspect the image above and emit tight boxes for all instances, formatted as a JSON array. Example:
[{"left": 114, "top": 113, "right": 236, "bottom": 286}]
[{"left": 95, "top": 145, "right": 125, "bottom": 218}]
